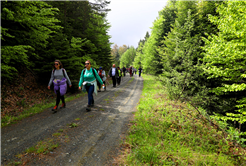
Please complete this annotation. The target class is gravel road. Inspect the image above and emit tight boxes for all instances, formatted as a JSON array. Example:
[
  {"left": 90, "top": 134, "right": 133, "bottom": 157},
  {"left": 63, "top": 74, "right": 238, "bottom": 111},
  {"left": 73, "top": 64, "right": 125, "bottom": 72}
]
[{"left": 1, "top": 74, "right": 143, "bottom": 166}]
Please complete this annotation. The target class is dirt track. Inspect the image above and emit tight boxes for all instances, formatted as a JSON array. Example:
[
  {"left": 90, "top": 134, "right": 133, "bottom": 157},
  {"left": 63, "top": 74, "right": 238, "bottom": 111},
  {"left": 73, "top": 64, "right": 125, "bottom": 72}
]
[{"left": 1, "top": 74, "right": 143, "bottom": 166}]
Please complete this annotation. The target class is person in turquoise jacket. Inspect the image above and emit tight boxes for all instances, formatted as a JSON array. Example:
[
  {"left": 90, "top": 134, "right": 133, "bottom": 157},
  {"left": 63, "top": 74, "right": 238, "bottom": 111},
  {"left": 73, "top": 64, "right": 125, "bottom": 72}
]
[{"left": 78, "top": 60, "right": 105, "bottom": 111}]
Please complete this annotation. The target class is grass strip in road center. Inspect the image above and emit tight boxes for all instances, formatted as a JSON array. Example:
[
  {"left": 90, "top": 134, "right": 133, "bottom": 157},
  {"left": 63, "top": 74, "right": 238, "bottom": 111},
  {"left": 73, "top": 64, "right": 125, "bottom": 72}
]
[{"left": 115, "top": 74, "right": 246, "bottom": 165}]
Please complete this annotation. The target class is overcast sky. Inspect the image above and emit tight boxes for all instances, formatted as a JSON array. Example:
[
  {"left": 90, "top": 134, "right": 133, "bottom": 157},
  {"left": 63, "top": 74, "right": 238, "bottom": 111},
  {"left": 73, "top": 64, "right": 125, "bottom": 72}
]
[{"left": 106, "top": 1, "right": 168, "bottom": 48}]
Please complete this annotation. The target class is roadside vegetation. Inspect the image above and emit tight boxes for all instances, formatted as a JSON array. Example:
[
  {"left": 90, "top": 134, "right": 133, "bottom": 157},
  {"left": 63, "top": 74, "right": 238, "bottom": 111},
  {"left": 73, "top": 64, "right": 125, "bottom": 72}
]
[
  {"left": 116, "top": 74, "right": 246, "bottom": 165},
  {"left": 119, "top": 1, "right": 246, "bottom": 143},
  {"left": 1, "top": 92, "right": 86, "bottom": 127}
]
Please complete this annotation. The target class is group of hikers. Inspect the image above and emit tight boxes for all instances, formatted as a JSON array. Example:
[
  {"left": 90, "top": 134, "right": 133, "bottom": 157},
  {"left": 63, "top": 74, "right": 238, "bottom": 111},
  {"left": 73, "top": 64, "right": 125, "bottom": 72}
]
[{"left": 48, "top": 60, "right": 143, "bottom": 112}]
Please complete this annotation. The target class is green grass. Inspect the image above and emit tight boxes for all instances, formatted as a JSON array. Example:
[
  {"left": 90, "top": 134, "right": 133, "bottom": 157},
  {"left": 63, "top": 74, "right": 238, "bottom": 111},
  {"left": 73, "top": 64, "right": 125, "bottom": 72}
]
[
  {"left": 58, "top": 129, "right": 64, "bottom": 132},
  {"left": 68, "top": 122, "right": 78, "bottom": 128},
  {"left": 25, "top": 138, "right": 58, "bottom": 155},
  {"left": 52, "top": 133, "right": 61, "bottom": 137},
  {"left": 1, "top": 92, "right": 87, "bottom": 127},
  {"left": 117, "top": 74, "right": 246, "bottom": 165}
]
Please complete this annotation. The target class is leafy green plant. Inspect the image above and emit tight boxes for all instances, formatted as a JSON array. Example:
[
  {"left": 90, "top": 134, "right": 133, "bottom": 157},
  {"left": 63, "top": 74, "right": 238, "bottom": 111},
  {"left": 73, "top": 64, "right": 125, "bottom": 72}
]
[
  {"left": 68, "top": 123, "right": 78, "bottom": 128},
  {"left": 202, "top": 1, "right": 246, "bottom": 128}
]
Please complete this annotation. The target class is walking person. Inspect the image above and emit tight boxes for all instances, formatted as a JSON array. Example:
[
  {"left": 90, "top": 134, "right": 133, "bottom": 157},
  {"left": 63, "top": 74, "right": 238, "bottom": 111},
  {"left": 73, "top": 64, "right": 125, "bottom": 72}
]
[
  {"left": 97, "top": 67, "right": 106, "bottom": 92},
  {"left": 117, "top": 67, "right": 122, "bottom": 85},
  {"left": 138, "top": 66, "right": 143, "bottom": 77},
  {"left": 129, "top": 66, "right": 133, "bottom": 77},
  {"left": 123, "top": 66, "right": 126, "bottom": 77},
  {"left": 78, "top": 60, "right": 105, "bottom": 111},
  {"left": 108, "top": 64, "right": 119, "bottom": 87},
  {"left": 48, "top": 60, "right": 72, "bottom": 113}
]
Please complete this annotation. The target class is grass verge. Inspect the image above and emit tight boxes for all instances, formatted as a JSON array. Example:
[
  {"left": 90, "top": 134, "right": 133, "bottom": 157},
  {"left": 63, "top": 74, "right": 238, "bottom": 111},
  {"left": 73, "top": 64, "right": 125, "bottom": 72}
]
[
  {"left": 115, "top": 74, "right": 246, "bottom": 165},
  {"left": 1, "top": 92, "right": 87, "bottom": 128}
]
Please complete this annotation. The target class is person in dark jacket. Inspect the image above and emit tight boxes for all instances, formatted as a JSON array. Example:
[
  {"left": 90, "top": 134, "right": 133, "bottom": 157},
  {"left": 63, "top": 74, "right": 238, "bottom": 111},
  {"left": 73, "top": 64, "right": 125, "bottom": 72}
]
[
  {"left": 117, "top": 67, "right": 122, "bottom": 85},
  {"left": 129, "top": 66, "right": 133, "bottom": 77},
  {"left": 138, "top": 66, "right": 143, "bottom": 77},
  {"left": 122, "top": 66, "right": 126, "bottom": 77},
  {"left": 48, "top": 60, "right": 72, "bottom": 112},
  {"left": 108, "top": 64, "right": 119, "bottom": 87}
]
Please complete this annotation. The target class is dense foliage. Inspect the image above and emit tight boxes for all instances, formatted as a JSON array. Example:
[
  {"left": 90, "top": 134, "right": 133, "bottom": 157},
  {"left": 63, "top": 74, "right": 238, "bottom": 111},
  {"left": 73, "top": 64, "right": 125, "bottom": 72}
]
[
  {"left": 119, "top": 46, "right": 137, "bottom": 68},
  {"left": 1, "top": 1, "right": 112, "bottom": 86},
  {"left": 132, "top": 0, "right": 246, "bottom": 135}
]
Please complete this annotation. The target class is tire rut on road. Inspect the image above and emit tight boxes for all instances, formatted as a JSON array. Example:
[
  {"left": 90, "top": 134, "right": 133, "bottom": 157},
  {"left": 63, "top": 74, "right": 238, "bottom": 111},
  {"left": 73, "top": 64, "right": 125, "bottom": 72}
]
[{"left": 1, "top": 74, "right": 143, "bottom": 166}]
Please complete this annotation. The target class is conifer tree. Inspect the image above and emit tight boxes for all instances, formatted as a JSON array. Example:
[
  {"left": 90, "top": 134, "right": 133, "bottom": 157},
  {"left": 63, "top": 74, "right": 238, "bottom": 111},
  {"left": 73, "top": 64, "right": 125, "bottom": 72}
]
[{"left": 1, "top": 1, "right": 61, "bottom": 82}]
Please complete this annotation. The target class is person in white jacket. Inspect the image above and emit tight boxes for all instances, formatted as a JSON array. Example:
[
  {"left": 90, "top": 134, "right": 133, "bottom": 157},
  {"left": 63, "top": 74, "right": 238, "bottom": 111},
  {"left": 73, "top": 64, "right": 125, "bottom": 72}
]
[{"left": 97, "top": 67, "right": 106, "bottom": 91}]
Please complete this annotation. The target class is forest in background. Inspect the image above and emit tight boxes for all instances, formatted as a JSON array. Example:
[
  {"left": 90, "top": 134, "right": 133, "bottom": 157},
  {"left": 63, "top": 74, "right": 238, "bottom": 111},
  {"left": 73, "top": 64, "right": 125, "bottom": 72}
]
[
  {"left": 1, "top": 1, "right": 113, "bottom": 115},
  {"left": 2, "top": 0, "right": 112, "bottom": 85},
  {"left": 117, "top": 0, "right": 246, "bottom": 143}
]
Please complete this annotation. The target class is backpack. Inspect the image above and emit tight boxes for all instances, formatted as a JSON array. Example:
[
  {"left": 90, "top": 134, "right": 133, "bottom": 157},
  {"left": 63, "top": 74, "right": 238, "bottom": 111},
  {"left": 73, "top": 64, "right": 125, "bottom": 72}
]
[
  {"left": 82, "top": 68, "right": 96, "bottom": 78},
  {"left": 53, "top": 68, "right": 65, "bottom": 77}
]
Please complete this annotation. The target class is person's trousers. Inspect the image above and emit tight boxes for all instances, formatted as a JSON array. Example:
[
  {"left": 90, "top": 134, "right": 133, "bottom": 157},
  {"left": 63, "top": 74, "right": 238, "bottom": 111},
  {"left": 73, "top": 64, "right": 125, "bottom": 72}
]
[
  {"left": 139, "top": 72, "right": 141, "bottom": 77},
  {"left": 112, "top": 76, "right": 116, "bottom": 87},
  {"left": 56, "top": 89, "right": 65, "bottom": 106},
  {"left": 86, "top": 85, "right": 94, "bottom": 105},
  {"left": 123, "top": 72, "right": 126, "bottom": 77},
  {"left": 117, "top": 77, "right": 121, "bottom": 85}
]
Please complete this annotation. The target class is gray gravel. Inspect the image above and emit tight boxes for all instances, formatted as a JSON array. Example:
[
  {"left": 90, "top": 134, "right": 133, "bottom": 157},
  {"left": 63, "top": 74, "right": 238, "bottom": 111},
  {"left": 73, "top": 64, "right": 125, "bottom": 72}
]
[{"left": 1, "top": 74, "right": 143, "bottom": 166}]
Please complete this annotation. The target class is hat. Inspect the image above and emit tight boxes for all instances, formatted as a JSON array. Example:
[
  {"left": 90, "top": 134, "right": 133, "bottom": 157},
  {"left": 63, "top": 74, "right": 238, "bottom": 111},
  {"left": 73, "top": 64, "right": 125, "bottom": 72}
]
[{"left": 99, "top": 67, "right": 103, "bottom": 70}]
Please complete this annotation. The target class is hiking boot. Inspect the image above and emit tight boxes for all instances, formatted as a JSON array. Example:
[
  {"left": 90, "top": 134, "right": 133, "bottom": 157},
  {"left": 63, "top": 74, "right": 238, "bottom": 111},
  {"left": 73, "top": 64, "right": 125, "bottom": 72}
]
[
  {"left": 86, "top": 105, "right": 91, "bottom": 111},
  {"left": 60, "top": 103, "right": 66, "bottom": 109},
  {"left": 52, "top": 105, "right": 58, "bottom": 112}
]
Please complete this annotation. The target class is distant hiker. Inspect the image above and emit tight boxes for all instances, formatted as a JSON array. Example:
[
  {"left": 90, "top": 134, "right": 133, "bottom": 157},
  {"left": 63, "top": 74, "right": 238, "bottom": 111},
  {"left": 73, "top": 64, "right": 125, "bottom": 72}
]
[
  {"left": 129, "top": 66, "right": 133, "bottom": 77},
  {"left": 78, "top": 60, "right": 105, "bottom": 111},
  {"left": 122, "top": 66, "right": 126, "bottom": 77},
  {"left": 97, "top": 67, "right": 106, "bottom": 92},
  {"left": 134, "top": 68, "right": 137, "bottom": 75},
  {"left": 108, "top": 64, "right": 119, "bottom": 88},
  {"left": 138, "top": 66, "right": 143, "bottom": 77},
  {"left": 48, "top": 60, "right": 72, "bottom": 113},
  {"left": 117, "top": 67, "right": 122, "bottom": 85}
]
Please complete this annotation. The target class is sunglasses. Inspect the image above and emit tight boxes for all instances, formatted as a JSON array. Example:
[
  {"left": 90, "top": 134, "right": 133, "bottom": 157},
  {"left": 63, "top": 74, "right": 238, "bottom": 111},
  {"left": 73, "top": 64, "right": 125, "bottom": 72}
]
[
  {"left": 54, "top": 63, "right": 59, "bottom": 66},
  {"left": 85, "top": 63, "right": 90, "bottom": 65}
]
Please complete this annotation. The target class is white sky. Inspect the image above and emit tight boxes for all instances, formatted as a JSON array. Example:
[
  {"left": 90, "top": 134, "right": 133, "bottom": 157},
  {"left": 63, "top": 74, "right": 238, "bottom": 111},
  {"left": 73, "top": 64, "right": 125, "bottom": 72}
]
[{"left": 106, "top": 1, "right": 168, "bottom": 48}]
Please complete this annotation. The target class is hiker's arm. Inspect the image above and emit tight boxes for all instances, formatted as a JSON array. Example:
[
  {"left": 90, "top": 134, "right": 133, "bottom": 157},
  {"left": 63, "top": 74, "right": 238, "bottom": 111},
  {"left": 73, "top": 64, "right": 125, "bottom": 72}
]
[
  {"left": 48, "top": 70, "right": 54, "bottom": 89},
  {"left": 78, "top": 70, "right": 84, "bottom": 89},
  {"left": 64, "top": 69, "right": 72, "bottom": 87}
]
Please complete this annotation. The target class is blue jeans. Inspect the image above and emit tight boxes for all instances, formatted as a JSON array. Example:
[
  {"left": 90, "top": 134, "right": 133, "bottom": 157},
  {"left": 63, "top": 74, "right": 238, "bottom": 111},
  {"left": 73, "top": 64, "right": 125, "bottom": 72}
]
[{"left": 86, "top": 85, "right": 94, "bottom": 105}]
